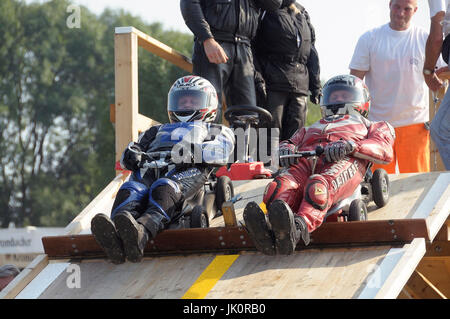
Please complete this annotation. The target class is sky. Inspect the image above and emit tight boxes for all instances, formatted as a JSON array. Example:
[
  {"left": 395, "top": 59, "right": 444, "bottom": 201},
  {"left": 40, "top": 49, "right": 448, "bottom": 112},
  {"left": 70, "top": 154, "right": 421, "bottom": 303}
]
[{"left": 31, "top": 0, "right": 433, "bottom": 81}]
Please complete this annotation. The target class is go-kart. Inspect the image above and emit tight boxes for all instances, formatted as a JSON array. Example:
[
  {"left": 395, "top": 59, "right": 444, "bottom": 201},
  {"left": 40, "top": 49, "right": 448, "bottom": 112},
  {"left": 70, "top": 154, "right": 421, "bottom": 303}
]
[
  {"left": 216, "top": 105, "right": 274, "bottom": 180},
  {"left": 128, "top": 147, "right": 234, "bottom": 229},
  {"left": 279, "top": 146, "right": 390, "bottom": 222}
]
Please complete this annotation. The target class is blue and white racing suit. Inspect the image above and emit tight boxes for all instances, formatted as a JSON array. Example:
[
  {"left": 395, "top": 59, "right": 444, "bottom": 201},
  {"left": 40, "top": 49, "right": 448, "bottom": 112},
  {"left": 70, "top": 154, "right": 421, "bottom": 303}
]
[{"left": 110, "top": 121, "right": 235, "bottom": 236}]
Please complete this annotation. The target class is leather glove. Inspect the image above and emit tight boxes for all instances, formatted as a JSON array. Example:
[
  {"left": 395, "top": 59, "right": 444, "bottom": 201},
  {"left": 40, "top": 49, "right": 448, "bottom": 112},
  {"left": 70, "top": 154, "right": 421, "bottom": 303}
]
[
  {"left": 122, "top": 142, "right": 142, "bottom": 171},
  {"left": 255, "top": 80, "right": 267, "bottom": 106},
  {"left": 279, "top": 143, "right": 298, "bottom": 168},
  {"left": 324, "top": 140, "right": 355, "bottom": 162},
  {"left": 310, "top": 89, "right": 322, "bottom": 105},
  {"left": 255, "top": 71, "right": 267, "bottom": 106}
]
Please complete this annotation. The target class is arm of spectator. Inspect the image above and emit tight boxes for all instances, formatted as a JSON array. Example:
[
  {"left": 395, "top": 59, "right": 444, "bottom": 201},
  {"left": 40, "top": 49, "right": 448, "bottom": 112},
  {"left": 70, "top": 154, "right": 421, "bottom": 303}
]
[
  {"left": 350, "top": 69, "right": 367, "bottom": 80},
  {"left": 203, "top": 38, "right": 229, "bottom": 64},
  {"left": 180, "top": 0, "right": 214, "bottom": 43},
  {"left": 424, "top": 11, "right": 446, "bottom": 91}
]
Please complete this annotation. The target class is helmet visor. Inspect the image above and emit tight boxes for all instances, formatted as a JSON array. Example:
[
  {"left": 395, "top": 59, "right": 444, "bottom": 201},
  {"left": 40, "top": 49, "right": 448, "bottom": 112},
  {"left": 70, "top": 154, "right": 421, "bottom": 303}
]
[
  {"left": 168, "top": 90, "right": 209, "bottom": 112},
  {"left": 321, "top": 85, "right": 366, "bottom": 106}
]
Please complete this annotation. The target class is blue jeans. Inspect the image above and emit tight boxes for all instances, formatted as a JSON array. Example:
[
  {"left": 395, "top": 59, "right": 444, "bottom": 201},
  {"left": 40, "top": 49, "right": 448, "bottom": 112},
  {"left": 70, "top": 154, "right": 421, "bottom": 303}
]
[{"left": 430, "top": 89, "right": 450, "bottom": 170}]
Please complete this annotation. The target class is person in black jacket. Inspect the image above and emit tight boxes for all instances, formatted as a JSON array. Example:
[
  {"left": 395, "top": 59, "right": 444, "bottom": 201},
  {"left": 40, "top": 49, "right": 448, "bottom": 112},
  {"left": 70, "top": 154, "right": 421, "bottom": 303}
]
[
  {"left": 180, "top": 0, "right": 282, "bottom": 122},
  {"left": 253, "top": 0, "right": 321, "bottom": 168}
]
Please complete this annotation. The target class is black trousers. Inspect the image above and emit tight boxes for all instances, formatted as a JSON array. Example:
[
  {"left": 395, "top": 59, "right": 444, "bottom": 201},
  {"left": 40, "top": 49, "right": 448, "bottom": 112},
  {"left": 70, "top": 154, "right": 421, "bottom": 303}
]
[
  {"left": 193, "top": 40, "right": 256, "bottom": 122},
  {"left": 113, "top": 167, "right": 209, "bottom": 237},
  {"left": 265, "top": 90, "right": 308, "bottom": 141}
]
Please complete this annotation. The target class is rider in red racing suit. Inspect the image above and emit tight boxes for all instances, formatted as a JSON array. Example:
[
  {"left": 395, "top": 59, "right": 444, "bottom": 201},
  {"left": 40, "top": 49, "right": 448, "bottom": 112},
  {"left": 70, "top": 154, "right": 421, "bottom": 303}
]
[{"left": 244, "top": 74, "right": 395, "bottom": 255}]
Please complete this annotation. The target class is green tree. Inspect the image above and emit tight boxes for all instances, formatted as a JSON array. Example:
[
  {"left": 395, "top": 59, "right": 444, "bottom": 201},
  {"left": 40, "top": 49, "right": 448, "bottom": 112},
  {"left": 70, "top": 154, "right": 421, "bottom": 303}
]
[{"left": 0, "top": 0, "right": 194, "bottom": 227}]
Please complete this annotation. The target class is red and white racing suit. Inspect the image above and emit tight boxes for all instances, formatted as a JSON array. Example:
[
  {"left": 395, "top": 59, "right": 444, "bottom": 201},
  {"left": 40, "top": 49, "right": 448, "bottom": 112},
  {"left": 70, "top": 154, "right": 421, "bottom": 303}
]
[{"left": 263, "top": 114, "right": 395, "bottom": 233}]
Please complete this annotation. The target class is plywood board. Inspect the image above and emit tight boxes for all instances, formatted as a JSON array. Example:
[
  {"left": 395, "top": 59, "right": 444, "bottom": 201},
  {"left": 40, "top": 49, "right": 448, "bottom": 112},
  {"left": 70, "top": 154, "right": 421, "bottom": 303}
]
[
  {"left": 25, "top": 242, "right": 422, "bottom": 299},
  {"left": 38, "top": 255, "right": 215, "bottom": 299}
]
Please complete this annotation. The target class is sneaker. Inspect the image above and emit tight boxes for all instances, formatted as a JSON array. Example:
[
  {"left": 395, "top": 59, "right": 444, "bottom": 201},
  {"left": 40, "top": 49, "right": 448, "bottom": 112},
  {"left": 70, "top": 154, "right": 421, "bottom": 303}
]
[
  {"left": 91, "top": 214, "right": 125, "bottom": 264},
  {"left": 268, "top": 200, "right": 310, "bottom": 255},
  {"left": 114, "top": 211, "right": 149, "bottom": 263},
  {"left": 243, "top": 201, "right": 275, "bottom": 255}
]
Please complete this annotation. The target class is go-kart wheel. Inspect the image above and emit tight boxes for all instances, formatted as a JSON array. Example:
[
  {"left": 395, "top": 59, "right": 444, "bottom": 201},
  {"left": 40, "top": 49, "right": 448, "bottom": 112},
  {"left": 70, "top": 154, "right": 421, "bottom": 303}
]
[
  {"left": 215, "top": 176, "right": 234, "bottom": 215},
  {"left": 190, "top": 206, "right": 209, "bottom": 229},
  {"left": 371, "top": 169, "right": 390, "bottom": 208},
  {"left": 348, "top": 199, "right": 368, "bottom": 221}
]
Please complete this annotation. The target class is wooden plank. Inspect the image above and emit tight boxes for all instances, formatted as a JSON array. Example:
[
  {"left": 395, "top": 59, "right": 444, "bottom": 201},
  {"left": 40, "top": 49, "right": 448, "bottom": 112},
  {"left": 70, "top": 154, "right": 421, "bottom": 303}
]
[
  {"left": 415, "top": 258, "right": 450, "bottom": 298},
  {"left": 42, "top": 219, "right": 429, "bottom": 259},
  {"left": 372, "top": 238, "right": 426, "bottom": 299},
  {"left": 222, "top": 202, "right": 238, "bottom": 227},
  {"left": 206, "top": 246, "right": 393, "bottom": 299},
  {"left": 425, "top": 241, "right": 450, "bottom": 258},
  {"left": 137, "top": 113, "right": 159, "bottom": 134},
  {"left": 422, "top": 174, "right": 450, "bottom": 241},
  {"left": 34, "top": 247, "right": 395, "bottom": 299},
  {"left": 114, "top": 31, "right": 139, "bottom": 164},
  {"left": 404, "top": 270, "right": 447, "bottom": 299},
  {"left": 38, "top": 256, "right": 215, "bottom": 299},
  {"left": 0, "top": 254, "right": 49, "bottom": 299},
  {"left": 368, "top": 172, "right": 441, "bottom": 220}
]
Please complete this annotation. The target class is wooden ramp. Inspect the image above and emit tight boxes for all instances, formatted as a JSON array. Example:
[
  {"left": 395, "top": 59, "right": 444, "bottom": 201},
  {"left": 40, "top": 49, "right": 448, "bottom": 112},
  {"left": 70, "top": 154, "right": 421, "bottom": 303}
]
[{"left": 1, "top": 172, "right": 449, "bottom": 299}]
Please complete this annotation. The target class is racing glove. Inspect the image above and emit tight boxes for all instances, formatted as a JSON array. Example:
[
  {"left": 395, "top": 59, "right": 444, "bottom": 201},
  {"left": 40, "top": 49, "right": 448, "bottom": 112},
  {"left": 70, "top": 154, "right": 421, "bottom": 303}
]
[
  {"left": 279, "top": 143, "right": 298, "bottom": 168},
  {"left": 324, "top": 140, "right": 356, "bottom": 162},
  {"left": 122, "top": 142, "right": 142, "bottom": 171}
]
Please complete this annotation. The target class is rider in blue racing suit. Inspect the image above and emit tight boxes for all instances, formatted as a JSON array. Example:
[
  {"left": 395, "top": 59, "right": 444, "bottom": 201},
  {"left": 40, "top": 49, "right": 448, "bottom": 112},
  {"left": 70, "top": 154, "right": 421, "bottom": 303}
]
[{"left": 91, "top": 76, "right": 235, "bottom": 264}]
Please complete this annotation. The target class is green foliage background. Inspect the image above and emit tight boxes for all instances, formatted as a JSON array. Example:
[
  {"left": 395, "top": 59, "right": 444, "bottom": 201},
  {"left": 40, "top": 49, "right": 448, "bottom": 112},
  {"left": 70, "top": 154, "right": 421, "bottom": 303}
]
[{"left": 0, "top": 0, "right": 321, "bottom": 228}]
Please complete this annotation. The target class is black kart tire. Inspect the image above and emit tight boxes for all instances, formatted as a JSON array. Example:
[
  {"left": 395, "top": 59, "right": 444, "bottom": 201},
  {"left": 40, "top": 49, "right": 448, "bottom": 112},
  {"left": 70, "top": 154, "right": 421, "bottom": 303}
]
[
  {"left": 190, "top": 205, "right": 209, "bottom": 228},
  {"left": 348, "top": 199, "right": 368, "bottom": 221},
  {"left": 215, "top": 176, "right": 234, "bottom": 214},
  {"left": 371, "top": 169, "right": 390, "bottom": 208}
]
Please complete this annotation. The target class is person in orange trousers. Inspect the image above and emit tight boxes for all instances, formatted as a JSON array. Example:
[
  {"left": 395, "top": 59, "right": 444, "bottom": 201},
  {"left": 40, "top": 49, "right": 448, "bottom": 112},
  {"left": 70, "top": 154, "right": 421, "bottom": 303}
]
[{"left": 372, "top": 123, "right": 430, "bottom": 173}]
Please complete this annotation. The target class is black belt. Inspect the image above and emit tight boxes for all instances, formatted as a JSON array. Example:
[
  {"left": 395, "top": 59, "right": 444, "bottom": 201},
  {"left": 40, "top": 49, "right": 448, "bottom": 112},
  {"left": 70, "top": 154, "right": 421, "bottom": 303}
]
[
  {"left": 265, "top": 54, "right": 301, "bottom": 63},
  {"left": 211, "top": 31, "right": 251, "bottom": 45}
]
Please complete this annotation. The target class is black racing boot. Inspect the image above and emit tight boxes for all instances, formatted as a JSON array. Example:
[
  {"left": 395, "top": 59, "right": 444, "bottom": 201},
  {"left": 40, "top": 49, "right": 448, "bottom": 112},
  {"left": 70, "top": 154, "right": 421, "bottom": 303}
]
[
  {"left": 268, "top": 200, "right": 310, "bottom": 255},
  {"left": 243, "top": 201, "right": 276, "bottom": 255},
  {"left": 113, "top": 211, "right": 149, "bottom": 263},
  {"left": 91, "top": 214, "right": 125, "bottom": 264}
]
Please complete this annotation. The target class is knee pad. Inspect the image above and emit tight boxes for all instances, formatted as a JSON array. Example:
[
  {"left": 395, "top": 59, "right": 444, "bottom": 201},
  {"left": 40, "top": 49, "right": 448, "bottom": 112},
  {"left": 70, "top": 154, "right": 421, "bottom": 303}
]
[
  {"left": 111, "top": 181, "right": 148, "bottom": 218},
  {"left": 263, "top": 174, "right": 300, "bottom": 208},
  {"left": 304, "top": 175, "right": 329, "bottom": 211}
]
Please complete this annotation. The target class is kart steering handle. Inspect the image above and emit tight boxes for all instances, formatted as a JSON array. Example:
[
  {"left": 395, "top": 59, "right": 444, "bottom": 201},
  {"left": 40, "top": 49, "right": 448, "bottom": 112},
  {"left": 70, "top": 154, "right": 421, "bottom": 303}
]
[
  {"left": 224, "top": 105, "right": 273, "bottom": 127},
  {"left": 280, "top": 145, "right": 325, "bottom": 159}
]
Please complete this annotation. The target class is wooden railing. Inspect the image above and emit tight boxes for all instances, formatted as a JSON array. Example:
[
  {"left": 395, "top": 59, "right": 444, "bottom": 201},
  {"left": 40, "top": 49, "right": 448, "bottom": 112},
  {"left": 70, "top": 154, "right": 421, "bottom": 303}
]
[{"left": 113, "top": 26, "right": 193, "bottom": 165}]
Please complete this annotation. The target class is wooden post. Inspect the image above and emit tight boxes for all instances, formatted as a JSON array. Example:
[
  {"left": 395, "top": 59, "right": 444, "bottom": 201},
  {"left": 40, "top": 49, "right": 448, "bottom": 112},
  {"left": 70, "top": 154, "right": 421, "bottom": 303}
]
[
  {"left": 221, "top": 202, "right": 238, "bottom": 227},
  {"left": 113, "top": 27, "right": 192, "bottom": 169},
  {"left": 114, "top": 30, "right": 139, "bottom": 165}
]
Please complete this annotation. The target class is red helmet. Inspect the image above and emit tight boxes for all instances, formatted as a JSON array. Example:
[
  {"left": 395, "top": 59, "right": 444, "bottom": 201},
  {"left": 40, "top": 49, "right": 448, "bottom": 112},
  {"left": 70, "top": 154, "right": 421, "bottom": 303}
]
[
  {"left": 167, "top": 76, "right": 218, "bottom": 123},
  {"left": 320, "top": 74, "right": 370, "bottom": 119}
]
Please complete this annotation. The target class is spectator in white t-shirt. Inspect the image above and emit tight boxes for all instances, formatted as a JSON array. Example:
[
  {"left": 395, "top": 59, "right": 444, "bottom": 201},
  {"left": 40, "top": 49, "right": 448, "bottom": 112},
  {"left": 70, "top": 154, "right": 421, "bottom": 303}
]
[
  {"left": 349, "top": 0, "right": 434, "bottom": 174},
  {"left": 423, "top": 0, "right": 450, "bottom": 170}
]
